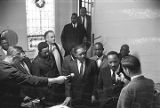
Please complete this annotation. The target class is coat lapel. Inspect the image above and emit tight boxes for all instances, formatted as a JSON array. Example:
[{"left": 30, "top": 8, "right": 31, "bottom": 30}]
[{"left": 71, "top": 60, "right": 81, "bottom": 77}]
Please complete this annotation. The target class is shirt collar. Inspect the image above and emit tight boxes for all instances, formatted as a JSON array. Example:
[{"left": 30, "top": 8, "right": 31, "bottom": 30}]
[
  {"left": 110, "top": 65, "right": 120, "bottom": 74},
  {"left": 72, "top": 23, "right": 77, "bottom": 28},
  {"left": 131, "top": 74, "right": 143, "bottom": 80}
]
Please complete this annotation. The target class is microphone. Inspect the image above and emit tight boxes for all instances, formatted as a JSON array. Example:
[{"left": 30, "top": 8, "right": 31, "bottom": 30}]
[{"left": 65, "top": 73, "right": 75, "bottom": 80}]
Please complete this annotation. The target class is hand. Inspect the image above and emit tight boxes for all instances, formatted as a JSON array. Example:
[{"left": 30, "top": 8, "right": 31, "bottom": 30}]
[
  {"left": 55, "top": 76, "right": 66, "bottom": 84},
  {"left": 91, "top": 95, "right": 96, "bottom": 103},
  {"left": 62, "top": 97, "right": 71, "bottom": 106},
  {"left": 48, "top": 76, "right": 66, "bottom": 85}
]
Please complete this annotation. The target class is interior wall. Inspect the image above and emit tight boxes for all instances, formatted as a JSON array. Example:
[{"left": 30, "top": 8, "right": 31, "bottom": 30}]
[
  {"left": 94, "top": 0, "right": 160, "bottom": 83},
  {"left": 0, "top": 0, "right": 27, "bottom": 49},
  {"left": 55, "top": 0, "right": 78, "bottom": 44}
]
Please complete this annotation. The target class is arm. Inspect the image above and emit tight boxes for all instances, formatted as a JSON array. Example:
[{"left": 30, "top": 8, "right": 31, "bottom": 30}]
[
  {"left": 117, "top": 87, "right": 133, "bottom": 108},
  {"left": 61, "top": 26, "right": 67, "bottom": 51},
  {"left": 91, "top": 61, "right": 99, "bottom": 102},
  {"left": 61, "top": 57, "right": 72, "bottom": 105},
  {"left": 6, "top": 64, "right": 66, "bottom": 87}
]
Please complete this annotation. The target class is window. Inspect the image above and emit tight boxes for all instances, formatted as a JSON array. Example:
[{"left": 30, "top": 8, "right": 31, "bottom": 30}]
[
  {"left": 26, "top": 0, "right": 55, "bottom": 50},
  {"left": 79, "top": 0, "right": 94, "bottom": 15}
]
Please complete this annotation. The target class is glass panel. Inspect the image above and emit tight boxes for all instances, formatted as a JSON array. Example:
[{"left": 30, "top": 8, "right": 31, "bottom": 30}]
[{"left": 26, "top": 0, "right": 55, "bottom": 50}]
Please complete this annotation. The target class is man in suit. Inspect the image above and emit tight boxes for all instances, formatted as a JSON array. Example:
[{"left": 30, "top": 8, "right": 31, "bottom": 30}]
[
  {"left": 78, "top": 7, "right": 91, "bottom": 42},
  {"left": 117, "top": 55, "right": 154, "bottom": 108},
  {"left": 90, "top": 42, "right": 108, "bottom": 72},
  {"left": 0, "top": 46, "right": 66, "bottom": 108},
  {"left": 44, "top": 30, "right": 63, "bottom": 75},
  {"left": 61, "top": 13, "right": 87, "bottom": 56},
  {"left": 98, "top": 51, "right": 130, "bottom": 108},
  {"left": 0, "top": 37, "right": 9, "bottom": 61},
  {"left": 31, "top": 42, "right": 65, "bottom": 107},
  {"left": 11, "top": 46, "right": 37, "bottom": 107},
  {"left": 62, "top": 44, "right": 98, "bottom": 108}
]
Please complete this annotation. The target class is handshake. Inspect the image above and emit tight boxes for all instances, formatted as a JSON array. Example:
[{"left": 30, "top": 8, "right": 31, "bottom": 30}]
[{"left": 48, "top": 73, "right": 75, "bottom": 85}]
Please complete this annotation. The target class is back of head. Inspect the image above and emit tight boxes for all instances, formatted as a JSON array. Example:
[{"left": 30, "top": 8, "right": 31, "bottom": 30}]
[{"left": 121, "top": 55, "right": 141, "bottom": 74}]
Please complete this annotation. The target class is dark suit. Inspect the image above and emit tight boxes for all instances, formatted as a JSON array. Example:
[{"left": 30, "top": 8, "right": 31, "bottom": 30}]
[
  {"left": 90, "top": 54, "right": 108, "bottom": 72},
  {"left": 61, "top": 23, "right": 87, "bottom": 56},
  {"left": 117, "top": 76, "right": 154, "bottom": 108},
  {"left": 78, "top": 15, "right": 91, "bottom": 41},
  {"left": 31, "top": 54, "right": 65, "bottom": 107},
  {"left": 62, "top": 57, "right": 98, "bottom": 108},
  {"left": 98, "top": 66, "right": 125, "bottom": 108},
  {"left": 0, "top": 61, "right": 48, "bottom": 108},
  {"left": 12, "top": 57, "right": 36, "bottom": 99}
]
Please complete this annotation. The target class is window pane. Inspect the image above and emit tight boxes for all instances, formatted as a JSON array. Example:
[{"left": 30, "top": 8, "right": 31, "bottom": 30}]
[{"left": 26, "top": 0, "right": 55, "bottom": 50}]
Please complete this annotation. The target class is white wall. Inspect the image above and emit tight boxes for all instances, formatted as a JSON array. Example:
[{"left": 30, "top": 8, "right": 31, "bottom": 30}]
[
  {"left": 94, "top": 0, "right": 160, "bottom": 83},
  {"left": 0, "top": 0, "right": 27, "bottom": 49},
  {"left": 55, "top": 0, "right": 78, "bottom": 44}
]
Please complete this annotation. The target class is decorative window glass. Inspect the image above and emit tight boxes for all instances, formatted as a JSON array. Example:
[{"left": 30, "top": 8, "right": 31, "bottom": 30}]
[{"left": 26, "top": 0, "right": 55, "bottom": 50}]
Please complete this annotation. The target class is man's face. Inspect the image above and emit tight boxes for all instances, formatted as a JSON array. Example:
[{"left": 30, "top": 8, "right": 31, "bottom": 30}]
[
  {"left": 107, "top": 54, "right": 120, "bottom": 71},
  {"left": 39, "top": 47, "right": 49, "bottom": 58},
  {"left": 94, "top": 44, "right": 103, "bottom": 57},
  {"left": 46, "top": 32, "right": 55, "bottom": 44},
  {"left": 12, "top": 50, "right": 24, "bottom": 64},
  {"left": 71, "top": 14, "right": 77, "bottom": 24},
  {"left": 1, "top": 39, "right": 9, "bottom": 51},
  {"left": 80, "top": 8, "right": 86, "bottom": 17},
  {"left": 120, "top": 47, "right": 130, "bottom": 57},
  {"left": 75, "top": 47, "right": 86, "bottom": 62}
]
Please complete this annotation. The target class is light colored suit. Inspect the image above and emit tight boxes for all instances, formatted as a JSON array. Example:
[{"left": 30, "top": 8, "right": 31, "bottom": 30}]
[
  {"left": 0, "top": 47, "right": 7, "bottom": 61},
  {"left": 117, "top": 75, "right": 154, "bottom": 108}
]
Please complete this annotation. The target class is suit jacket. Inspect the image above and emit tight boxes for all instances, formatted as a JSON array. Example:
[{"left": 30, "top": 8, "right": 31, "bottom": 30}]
[
  {"left": 78, "top": 15, "right": 91, "bottom": 41},
  {"left": 31, "top": 54, "right": 65, "bottom": 106},
  {"left": 12, "top": 57, "right": 36, "bottom": 98},
  {"left": 117, "top": 76, "right": 154, "bottom": 108},
  {"left": 90, "top": 54, "right": 108, "bottom": 72},
  {"left": 0, "top": 61, "right": 48, "bottom": 108},
  {"left": 61, "top": 23, "right": 87, "bottom": 56},
  {"left": 98, "top": 65, "right": 125, "bottom": 102},
  {"left": 62, "top": 57, "right": 98, "bottom": 102}
]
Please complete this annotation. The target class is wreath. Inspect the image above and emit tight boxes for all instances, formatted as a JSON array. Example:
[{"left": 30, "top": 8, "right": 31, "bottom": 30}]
[{"left": 35, "top": 0, "right": 45, "bottom": 8}]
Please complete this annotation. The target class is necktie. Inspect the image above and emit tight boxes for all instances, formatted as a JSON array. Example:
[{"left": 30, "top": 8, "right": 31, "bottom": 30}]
[
  {"left": 112, "top": 71, "right": 116, "bottom": 84},
  {"left": 82, "top": 17, "right": 84, "bottom": 26},
  {"left": 80, "top": 62, "right": 84, "bottom": 77}
]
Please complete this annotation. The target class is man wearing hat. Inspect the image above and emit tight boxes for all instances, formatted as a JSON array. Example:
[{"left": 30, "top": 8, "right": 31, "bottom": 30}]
[
  {"left": 31, "top": 42, "right": 65, "bottom": 107},
  {"left": 117, "top": 55, "right": 154, "bottom": 108}
]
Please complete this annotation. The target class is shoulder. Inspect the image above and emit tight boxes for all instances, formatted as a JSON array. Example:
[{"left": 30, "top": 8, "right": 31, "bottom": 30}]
[
  {"left": 64, "top": 23, "right": 72, "bottom": 28},
  {"left": 86, "top": 14, "right": 91, "bottom": 18},
  {"left": 32, "top": 56, "right": 41, "bottom": 64},
  {"left": 90, "top": 56, "right": 97, "bottom": 61}
]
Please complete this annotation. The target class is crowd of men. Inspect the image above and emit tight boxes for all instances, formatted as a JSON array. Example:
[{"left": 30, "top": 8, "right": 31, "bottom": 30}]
[{"left": 0, "top": 7, "right": 158, "bottom": 108}]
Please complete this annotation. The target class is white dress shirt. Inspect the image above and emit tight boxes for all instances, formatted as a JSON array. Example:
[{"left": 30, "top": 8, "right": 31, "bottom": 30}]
[
  {"left": 77, "top": 60, "right": 85, "bottom": 75},
  {"left": 96, "top": 55, "right": 104, "bottom": 68}
]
